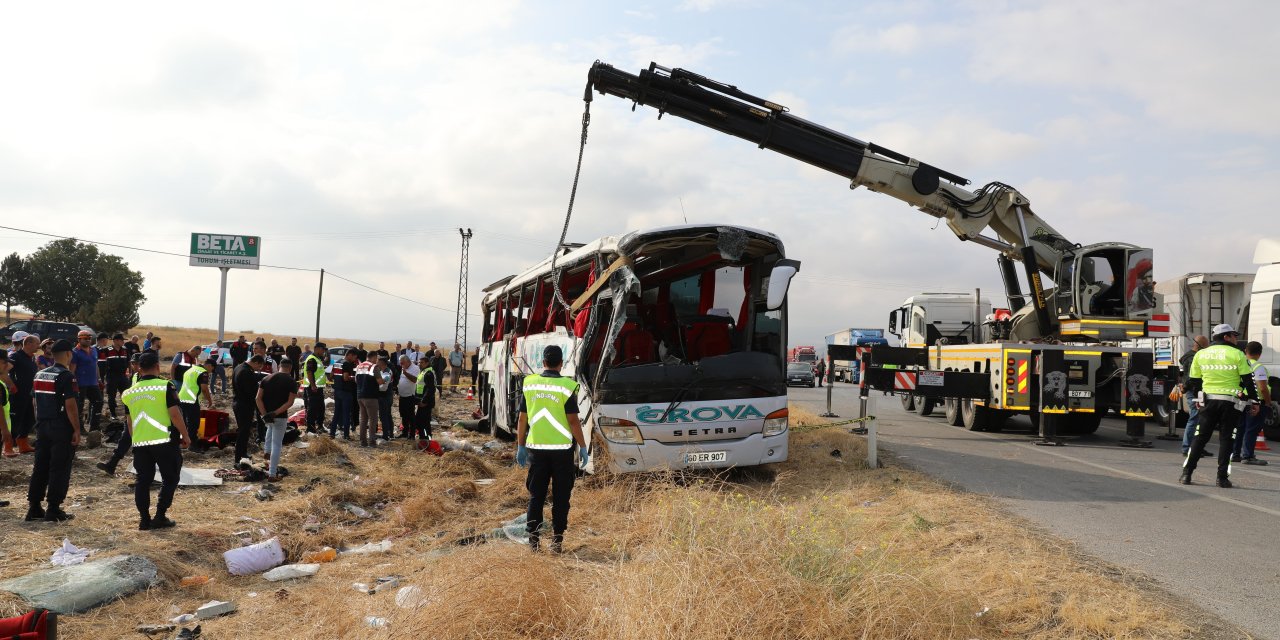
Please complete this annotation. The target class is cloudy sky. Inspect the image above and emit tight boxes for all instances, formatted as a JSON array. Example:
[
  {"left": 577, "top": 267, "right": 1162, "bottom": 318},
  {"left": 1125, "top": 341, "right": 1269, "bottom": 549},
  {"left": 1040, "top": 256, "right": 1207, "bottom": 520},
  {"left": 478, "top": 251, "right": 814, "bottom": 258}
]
[{"left": 1, "top": 0, "right": 1276, "bottom": 348}]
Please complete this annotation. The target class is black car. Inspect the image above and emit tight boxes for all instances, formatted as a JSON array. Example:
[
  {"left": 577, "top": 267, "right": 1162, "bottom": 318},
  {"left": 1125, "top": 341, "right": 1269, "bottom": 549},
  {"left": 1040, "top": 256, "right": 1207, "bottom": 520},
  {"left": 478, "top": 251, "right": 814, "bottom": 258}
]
[
  {"left": 786, "top": 361, "right": 816, "bottom": 387},
  {"left": 1, "top": 319, "right": 94, "bottom": 344}
]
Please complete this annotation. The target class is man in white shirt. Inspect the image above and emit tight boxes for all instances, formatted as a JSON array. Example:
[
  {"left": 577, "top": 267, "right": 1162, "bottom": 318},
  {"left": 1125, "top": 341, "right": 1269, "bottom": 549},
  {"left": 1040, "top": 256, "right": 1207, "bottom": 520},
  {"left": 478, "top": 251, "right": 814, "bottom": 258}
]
[{"left": 396, "top": 355, "right": 420, "bottom": 439}]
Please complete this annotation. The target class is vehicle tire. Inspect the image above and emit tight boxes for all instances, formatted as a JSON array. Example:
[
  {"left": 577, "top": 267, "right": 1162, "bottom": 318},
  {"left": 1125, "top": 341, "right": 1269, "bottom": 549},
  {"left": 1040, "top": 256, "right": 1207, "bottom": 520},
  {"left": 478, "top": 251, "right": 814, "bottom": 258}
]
[
  {"left": 915, "top": 397, "right": 935, "bottom": 417},
  {"left": 960, "top": 399, "right": 995, "bottom": 431},
  {"left": 810, "top": 381, "right": 816, "bottom": 388},
  {"left": 901, "top": 394, "right": 917, "bottom": 412},
  {"left": 944, "top": 398, "right": 963, "bottom": 426}
]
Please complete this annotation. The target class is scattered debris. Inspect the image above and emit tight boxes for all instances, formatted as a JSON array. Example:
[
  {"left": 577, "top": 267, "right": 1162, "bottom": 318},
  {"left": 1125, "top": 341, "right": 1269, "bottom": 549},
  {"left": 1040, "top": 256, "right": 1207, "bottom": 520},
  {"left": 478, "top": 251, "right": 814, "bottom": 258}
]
[
  {"left": 395, "top": 585, "right": 430, "bottom": 609},
  {"left": 50, "top": 539, "right": 95, "bottom": 566},
  {"left": 263, "top": 563, "right": 320, "bottom": 582},
  {"left": 364, "top": 616, "right": 390, "bottom": 629},
  {"left": 173, "top": 625, "right": 201, "bottom": 640},
  {"left": 302, "top": 517, "right": 323, "bottom": 533},
  {"left": 298, "top": 477, "right": 323, "bottom": 494},
  {"left": 434, "top": 434, "right": 484, "bottom": 454},
  {"left": 273, "top": 589, "right": 289, "bottom": 601},
  {"left": 179, "top": 576, "right": 211, "bottom": 588},
  {"left": 223, "top": 538, "right": 285, "bottom": 576},
  {"left": 293, "top": 441, "right": 311, "bottom": 449},
  {"left": 255, "top": 486, "right": 276, "bottom": 501},
  {"left": 0, "top": 554, "right": 158, "bottom": 614},
  {"left": 128, "top": 465, "right": 224, "bottom": 486},
  {"left": 195, "top": 599, "right": 236, "bottom": 620},
  {"left": 300, "top": 547, "right": 337, "bottom": 563},
  {"left": 340, "top": 540, "right": 392, "bottom": 556},
  {"left": 830, "top": 449, "right": 842, "bottom": 458},
  {"left": 169, "top": 614, "right": 195, "bottom": 625},
  {"left": 136, "top": 623, "right": 175, "bottom": 635},
  {"left": 473, "top": 478, "right": 496, "bottom": 486},
  {"left": 975, "top": 606, "right": 991, "bottom": 618},
  {"left": 341, "top": 503, "right": 371, "bottom": 518}
]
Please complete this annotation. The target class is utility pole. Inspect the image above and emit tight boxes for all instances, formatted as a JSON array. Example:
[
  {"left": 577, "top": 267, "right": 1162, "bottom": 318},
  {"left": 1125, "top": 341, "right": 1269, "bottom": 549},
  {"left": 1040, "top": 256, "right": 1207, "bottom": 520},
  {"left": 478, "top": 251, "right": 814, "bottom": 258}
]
[
  {"left": 315, "top": 268, "right": 325, "bottom": 343},
  {"left": 454, "top": 229, "right": 473, "bottom": 351}
]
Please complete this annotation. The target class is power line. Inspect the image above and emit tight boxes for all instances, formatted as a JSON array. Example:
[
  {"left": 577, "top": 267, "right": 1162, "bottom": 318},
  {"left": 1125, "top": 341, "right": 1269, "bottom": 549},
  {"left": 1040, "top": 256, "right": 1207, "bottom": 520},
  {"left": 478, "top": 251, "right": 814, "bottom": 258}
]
[{"left": 0, "top": 223, "right": 476, "bottom": 315}]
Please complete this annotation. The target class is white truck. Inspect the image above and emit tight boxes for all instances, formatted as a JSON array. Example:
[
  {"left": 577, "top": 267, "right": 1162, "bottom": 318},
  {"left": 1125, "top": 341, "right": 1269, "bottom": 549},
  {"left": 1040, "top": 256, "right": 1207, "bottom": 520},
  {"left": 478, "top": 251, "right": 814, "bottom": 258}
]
[{"left": 825, "top": 328, "right": 889, "bottom": 383}]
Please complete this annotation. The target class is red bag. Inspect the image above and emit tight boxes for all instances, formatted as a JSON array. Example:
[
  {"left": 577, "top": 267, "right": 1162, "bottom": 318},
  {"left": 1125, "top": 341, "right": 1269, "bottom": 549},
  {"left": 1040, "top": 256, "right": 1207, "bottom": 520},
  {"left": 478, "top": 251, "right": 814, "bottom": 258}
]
[
  {"left": 416, "top": 439, "right": 443, "bottom": 456},
  {"left": 0, "top": 608, "right": 57, "bottom": 639}
]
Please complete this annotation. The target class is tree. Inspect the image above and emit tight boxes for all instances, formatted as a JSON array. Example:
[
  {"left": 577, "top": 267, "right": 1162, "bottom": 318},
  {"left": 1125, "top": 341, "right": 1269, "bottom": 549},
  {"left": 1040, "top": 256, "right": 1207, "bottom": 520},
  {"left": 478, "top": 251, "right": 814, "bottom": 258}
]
[
  {"left": 19, "top": 239, "right": 146, "bottom": 332},
  {"left": 81, "top": 255, "right": 146, "bottom": 333},
  {"left": 21, "top": 239, "right": 100, "bottom": 320},
  {"left": 0, "top": 252, "right": 29, "bottom": 323}
]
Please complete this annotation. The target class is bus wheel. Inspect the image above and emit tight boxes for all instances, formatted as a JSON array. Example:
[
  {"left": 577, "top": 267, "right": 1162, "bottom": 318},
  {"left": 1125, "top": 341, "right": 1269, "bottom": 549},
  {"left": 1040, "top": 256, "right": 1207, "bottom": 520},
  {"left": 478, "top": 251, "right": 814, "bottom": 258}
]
[
  {"left": 915, "top": 397, "right": 935, "bottom": 417},
  {"left": 961, "top": 400, "right": 988, "bottom": 431},
  {"left": 900, "top": 394, "right": 916, "bottom": 412},
  {"left": 944, "top": 398, "right": 963, "bottom": 426}
]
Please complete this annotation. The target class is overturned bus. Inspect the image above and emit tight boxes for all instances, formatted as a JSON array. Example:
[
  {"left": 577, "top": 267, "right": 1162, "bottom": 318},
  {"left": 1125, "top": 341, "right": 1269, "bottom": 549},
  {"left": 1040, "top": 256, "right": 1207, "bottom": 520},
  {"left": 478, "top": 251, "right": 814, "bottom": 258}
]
[{"left": 475, "top": 224, "right": 800, "bottom": 473}]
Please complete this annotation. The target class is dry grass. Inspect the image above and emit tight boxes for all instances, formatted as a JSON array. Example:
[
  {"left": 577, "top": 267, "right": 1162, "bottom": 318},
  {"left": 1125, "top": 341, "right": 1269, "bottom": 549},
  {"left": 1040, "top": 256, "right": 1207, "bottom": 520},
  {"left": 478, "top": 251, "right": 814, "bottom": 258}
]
[{"left": 0, "top": 397, "right": 1214, "bottom": 639}]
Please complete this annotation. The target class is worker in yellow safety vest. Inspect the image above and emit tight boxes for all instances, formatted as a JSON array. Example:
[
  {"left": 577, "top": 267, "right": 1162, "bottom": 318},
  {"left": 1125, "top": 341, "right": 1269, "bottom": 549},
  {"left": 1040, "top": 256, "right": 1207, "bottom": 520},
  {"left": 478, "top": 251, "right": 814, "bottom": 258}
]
[
  {"left": 302, "top": 343, "right": 329, "bottom": 433},
  {"left": 178, "top": 356, "right": 215, "bottom": 442},
  {"left": 515, "top": 345, "right": 587, "bottom": 553},
  {"left": 121, "top": 351, "right": 192, "bottom": 530},
  {"left": 1181, "top": 324, "right": 1259, "bottom": 488}
]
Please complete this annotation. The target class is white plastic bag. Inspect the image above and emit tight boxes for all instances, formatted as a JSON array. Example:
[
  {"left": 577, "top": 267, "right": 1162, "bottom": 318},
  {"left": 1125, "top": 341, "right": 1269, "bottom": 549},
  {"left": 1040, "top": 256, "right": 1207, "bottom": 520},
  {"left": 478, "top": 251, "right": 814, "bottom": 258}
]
[
  {"left": 262, "top": 563, "right": 320, "bottom": 582},
  {"left": 223, "top": 537, "right": 285, "bottom": 576}
]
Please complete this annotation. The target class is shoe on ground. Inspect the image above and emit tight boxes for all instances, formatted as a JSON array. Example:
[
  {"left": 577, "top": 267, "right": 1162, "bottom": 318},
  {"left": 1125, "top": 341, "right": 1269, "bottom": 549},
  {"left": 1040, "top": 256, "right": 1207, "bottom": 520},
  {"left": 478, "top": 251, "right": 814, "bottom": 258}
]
[
  {"left": 1178, "top": 473, "right": 1192, "bottom": 485},
  {"left": 150, "top": 516, "right": 177, "bottom": 529},
  {"left": 1231, "top": 454, "right": 1242, "bottom": 463},
  {"left": 1242, "top": 457, "right": 1269, "bottom": 465},
  {"left": 139, "top": 518, "right": 151, "bottom": 531},
  {"left": 96, "top": 461, "right": 117, "bottom": 476},
  {"left": 1198, "top": 450, "right": 1214, "bottom": 458},
  {"left": 24, "top": 504, "right": 46, "bottom": 521},
  {"left": 1216, "top": 478, "right": 1233, "bottom": 488},
  {"left": 44, "top": 508, "right": 73, "bottom": 523}
]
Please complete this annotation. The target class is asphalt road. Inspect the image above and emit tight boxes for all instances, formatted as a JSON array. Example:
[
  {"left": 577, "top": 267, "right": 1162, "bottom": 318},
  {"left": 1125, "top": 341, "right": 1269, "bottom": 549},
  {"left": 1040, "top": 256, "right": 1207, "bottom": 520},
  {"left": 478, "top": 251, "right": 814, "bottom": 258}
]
[{"left": 790, "top": 384, "right": 1279, "bottom": 640}]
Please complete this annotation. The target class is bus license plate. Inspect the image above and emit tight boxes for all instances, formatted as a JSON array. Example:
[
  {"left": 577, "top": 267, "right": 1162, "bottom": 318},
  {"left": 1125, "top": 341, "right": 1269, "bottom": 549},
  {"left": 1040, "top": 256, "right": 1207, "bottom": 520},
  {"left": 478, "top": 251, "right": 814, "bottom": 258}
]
[{"left": 686, "top": 451, "right": 727, "bottom": 464}]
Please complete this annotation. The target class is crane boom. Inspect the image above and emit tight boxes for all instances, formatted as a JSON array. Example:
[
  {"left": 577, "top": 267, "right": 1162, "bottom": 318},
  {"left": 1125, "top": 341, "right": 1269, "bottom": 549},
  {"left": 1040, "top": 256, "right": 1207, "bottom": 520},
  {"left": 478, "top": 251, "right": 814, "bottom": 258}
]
[{"left": 587, "top": 61, "right": 1158, "bottom": 341}]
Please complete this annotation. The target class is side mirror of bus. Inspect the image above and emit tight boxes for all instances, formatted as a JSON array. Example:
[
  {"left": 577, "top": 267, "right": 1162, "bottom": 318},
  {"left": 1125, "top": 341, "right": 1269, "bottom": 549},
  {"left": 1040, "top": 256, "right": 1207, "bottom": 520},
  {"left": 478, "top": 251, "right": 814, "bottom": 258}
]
[{"left": 767, "top": 259, "right": 801, "bottom": 310}]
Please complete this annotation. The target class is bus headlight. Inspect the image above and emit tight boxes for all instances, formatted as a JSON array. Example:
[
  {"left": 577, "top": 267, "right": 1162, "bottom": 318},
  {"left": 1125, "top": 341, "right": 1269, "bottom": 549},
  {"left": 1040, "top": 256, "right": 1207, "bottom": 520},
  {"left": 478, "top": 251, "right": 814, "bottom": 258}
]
[
  {"left": 599, "top": 417, "right": 643, "bottom": 444},
  {"left": 763, "top": 408, "right": 788, "bottom": 436}
]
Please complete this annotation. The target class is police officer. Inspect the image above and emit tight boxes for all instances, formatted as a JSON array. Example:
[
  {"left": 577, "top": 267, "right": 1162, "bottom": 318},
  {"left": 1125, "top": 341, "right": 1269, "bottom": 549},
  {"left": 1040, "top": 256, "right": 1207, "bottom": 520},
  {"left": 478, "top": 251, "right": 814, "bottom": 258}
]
[
  {"left": 178, "top": 355, "right": 215, "bottom": 441},
  {"left": 1181, "top": 324, "right": 1259, "bottom": 488},
  {"left": 104, "top": 333, "right": 130, "bottom": 419},
  {"left": 515, "top": 345, "right": 588, "bottom": 553},
  {"left": 25, "top": 339, "right": 81, "bottom": 523},
  {"left": 413, "top": 355, "right": 436, "bottom": 440},
  {"left": 302, "top": 343, "right": 329, "bottom": 434},
  {"left": 123, "top": 351, "right": 192, "bottom": 530}
]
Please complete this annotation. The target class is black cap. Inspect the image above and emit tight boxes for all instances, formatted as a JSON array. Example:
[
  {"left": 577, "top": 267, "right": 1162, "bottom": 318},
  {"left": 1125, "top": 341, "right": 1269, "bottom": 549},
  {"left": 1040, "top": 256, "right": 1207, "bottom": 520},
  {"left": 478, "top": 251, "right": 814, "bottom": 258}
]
[
  {"left": 543, "top": 345, "right": 564, "bottom": 365},
  {"left": 314, "top": 342, "right": 327, "bottom": 350},
  {"left": 138, "top": 351, "right": 160, "bottom": 369},
  {"left": 52, "top": 339, "right": 74, "bottom": 353}
]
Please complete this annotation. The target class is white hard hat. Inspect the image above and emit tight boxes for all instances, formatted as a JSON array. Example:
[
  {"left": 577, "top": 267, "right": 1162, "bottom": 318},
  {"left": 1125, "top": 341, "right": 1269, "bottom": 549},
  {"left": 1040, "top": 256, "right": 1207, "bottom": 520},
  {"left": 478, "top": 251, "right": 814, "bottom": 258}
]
[
  {"left": 10, "top": 331, "right": 28, "bottom": 342},
  {"left": 1211, "top": 323, "right": 1239, "bottom": 337}
]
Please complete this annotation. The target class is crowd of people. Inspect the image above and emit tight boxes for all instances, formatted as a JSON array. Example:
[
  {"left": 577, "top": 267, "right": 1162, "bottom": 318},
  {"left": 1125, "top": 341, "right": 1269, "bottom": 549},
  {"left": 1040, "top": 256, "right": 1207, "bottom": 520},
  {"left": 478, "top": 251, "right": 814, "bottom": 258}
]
[{"left": 1, "top": 327, "right": 480, "bottom": 529}]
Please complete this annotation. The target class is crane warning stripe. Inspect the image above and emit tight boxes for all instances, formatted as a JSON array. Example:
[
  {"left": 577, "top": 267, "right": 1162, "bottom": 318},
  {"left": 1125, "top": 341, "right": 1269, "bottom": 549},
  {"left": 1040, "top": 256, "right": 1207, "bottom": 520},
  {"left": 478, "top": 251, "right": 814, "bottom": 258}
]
[
  {"left": 894, "top": 371, "right": 917, "bottom": 391},
  {"left": 1147, "top": 314, "right": 1171, "bottom": 335},
  {"left": 1017, "top": 361, "right": 1029, "bottom": 393}
]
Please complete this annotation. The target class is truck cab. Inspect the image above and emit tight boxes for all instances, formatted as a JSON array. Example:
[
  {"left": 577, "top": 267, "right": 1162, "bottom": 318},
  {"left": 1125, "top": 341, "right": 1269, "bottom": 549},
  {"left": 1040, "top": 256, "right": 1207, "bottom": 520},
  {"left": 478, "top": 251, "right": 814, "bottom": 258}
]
[{"left": 888, "top": 293, "right": 992, "bottom": 348}]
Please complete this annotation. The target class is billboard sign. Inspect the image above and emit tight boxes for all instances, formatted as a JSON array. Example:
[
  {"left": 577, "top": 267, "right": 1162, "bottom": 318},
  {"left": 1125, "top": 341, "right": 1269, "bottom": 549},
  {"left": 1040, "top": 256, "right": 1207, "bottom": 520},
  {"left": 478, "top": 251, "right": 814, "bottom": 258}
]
[{"left": 189, "top": 233, "right": 260, "bottom": 270}]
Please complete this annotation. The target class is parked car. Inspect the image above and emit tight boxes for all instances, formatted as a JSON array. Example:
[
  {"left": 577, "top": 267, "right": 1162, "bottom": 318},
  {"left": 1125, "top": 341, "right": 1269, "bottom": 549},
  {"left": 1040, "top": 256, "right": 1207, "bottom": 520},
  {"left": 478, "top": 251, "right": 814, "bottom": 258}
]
[
  {"left": 786, "top": 361, "right": 816, "bottom": 387},
  {"left": 198, "top": 344, "right": 235, "bottom": 367},
  {"left": 1, "top": 319, "right": 94, "bottom": 344},
  {"left": 326, "top": 345, "right": 355, "bottom": 372}
]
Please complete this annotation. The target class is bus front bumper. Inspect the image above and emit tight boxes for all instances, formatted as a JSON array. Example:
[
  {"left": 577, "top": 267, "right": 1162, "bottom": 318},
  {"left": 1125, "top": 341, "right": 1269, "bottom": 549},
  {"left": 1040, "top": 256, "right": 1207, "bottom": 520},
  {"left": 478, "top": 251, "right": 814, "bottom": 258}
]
[{"left": 604, "top": 432, "right": 789, "bottom": 472}]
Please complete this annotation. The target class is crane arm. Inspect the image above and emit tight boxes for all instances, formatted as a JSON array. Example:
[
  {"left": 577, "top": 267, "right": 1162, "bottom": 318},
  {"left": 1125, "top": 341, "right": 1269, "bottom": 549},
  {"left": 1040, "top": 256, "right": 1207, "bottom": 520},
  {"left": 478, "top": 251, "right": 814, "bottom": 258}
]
[{"left": 586, "top": 61, "right": 1076, "bottom": 275}]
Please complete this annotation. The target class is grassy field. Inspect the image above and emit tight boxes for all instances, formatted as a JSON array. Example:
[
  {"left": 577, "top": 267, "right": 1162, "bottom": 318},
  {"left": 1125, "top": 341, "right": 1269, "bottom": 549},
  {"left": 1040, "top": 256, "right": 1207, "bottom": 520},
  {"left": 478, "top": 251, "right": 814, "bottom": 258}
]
[{"left": 0, "top": 396, "right": 1222, "bottom": 639}]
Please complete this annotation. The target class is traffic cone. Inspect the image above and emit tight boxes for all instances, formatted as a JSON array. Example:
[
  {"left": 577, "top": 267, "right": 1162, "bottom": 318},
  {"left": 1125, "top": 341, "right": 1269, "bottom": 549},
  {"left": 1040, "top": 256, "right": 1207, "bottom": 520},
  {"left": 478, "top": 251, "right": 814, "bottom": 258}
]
[
  {"left": 466, "top": 387, "right": 475, "bottom": 401},
  {"left": 1257, "top": 430, "right": 1271, "bottom": 452}
]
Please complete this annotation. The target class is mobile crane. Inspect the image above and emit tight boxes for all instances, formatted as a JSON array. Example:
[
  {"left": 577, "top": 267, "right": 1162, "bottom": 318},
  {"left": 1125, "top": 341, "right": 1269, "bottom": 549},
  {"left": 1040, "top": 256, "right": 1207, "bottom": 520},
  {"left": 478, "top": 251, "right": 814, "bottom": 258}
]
[{"left": 586, "top": 61, "right": 1173, "bottom": 442}]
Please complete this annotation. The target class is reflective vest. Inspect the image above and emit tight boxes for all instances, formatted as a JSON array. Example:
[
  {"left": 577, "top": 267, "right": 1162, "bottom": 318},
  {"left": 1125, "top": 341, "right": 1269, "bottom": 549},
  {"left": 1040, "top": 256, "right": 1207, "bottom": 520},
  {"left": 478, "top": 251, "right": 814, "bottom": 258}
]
[
  {"left": 304, "top": 354, "right": 328, "bottom": 387},
  {"left": 179, "top": 364, "right": 206, "bottom": 404},
  {"left": 1250, "top": 358, "right": 1270, "bottom": 393},
  {"left": 1190, "top": 344, "right": 1253, "bottom": 396},
  {"left": 522, "top": 374, "right": 578, "bottom": 450},
  {"left": 122, "top": 378, "right": 173, "bottom": 446},
  {"left": 415, "top": 369, "right": 434, "bottom": 396}
]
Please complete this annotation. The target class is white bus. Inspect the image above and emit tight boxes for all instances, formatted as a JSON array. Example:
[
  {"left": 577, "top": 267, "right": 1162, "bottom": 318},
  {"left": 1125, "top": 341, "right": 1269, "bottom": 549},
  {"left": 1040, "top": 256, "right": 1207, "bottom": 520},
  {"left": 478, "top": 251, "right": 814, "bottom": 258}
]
[{"left": 475, "top": 224, "right": 800, "bottom": 473}]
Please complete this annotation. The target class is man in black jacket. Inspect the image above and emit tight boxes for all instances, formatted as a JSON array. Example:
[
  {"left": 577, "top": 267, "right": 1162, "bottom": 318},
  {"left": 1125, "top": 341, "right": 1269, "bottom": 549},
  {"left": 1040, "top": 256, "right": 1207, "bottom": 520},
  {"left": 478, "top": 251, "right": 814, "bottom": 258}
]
[{"left": 232, "top": 355, "right": 265, "bottom": 463}]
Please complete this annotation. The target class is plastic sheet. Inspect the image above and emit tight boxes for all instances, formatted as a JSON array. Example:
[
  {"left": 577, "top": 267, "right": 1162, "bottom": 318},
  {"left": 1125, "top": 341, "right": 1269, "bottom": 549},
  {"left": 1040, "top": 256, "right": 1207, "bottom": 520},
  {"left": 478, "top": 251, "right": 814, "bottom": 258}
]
[
  {"left": 222, "top": 538, "right": 285, "bottom": 576},
  {"left": 0, "top": 555, "right": 158, "bottom": 614}
]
